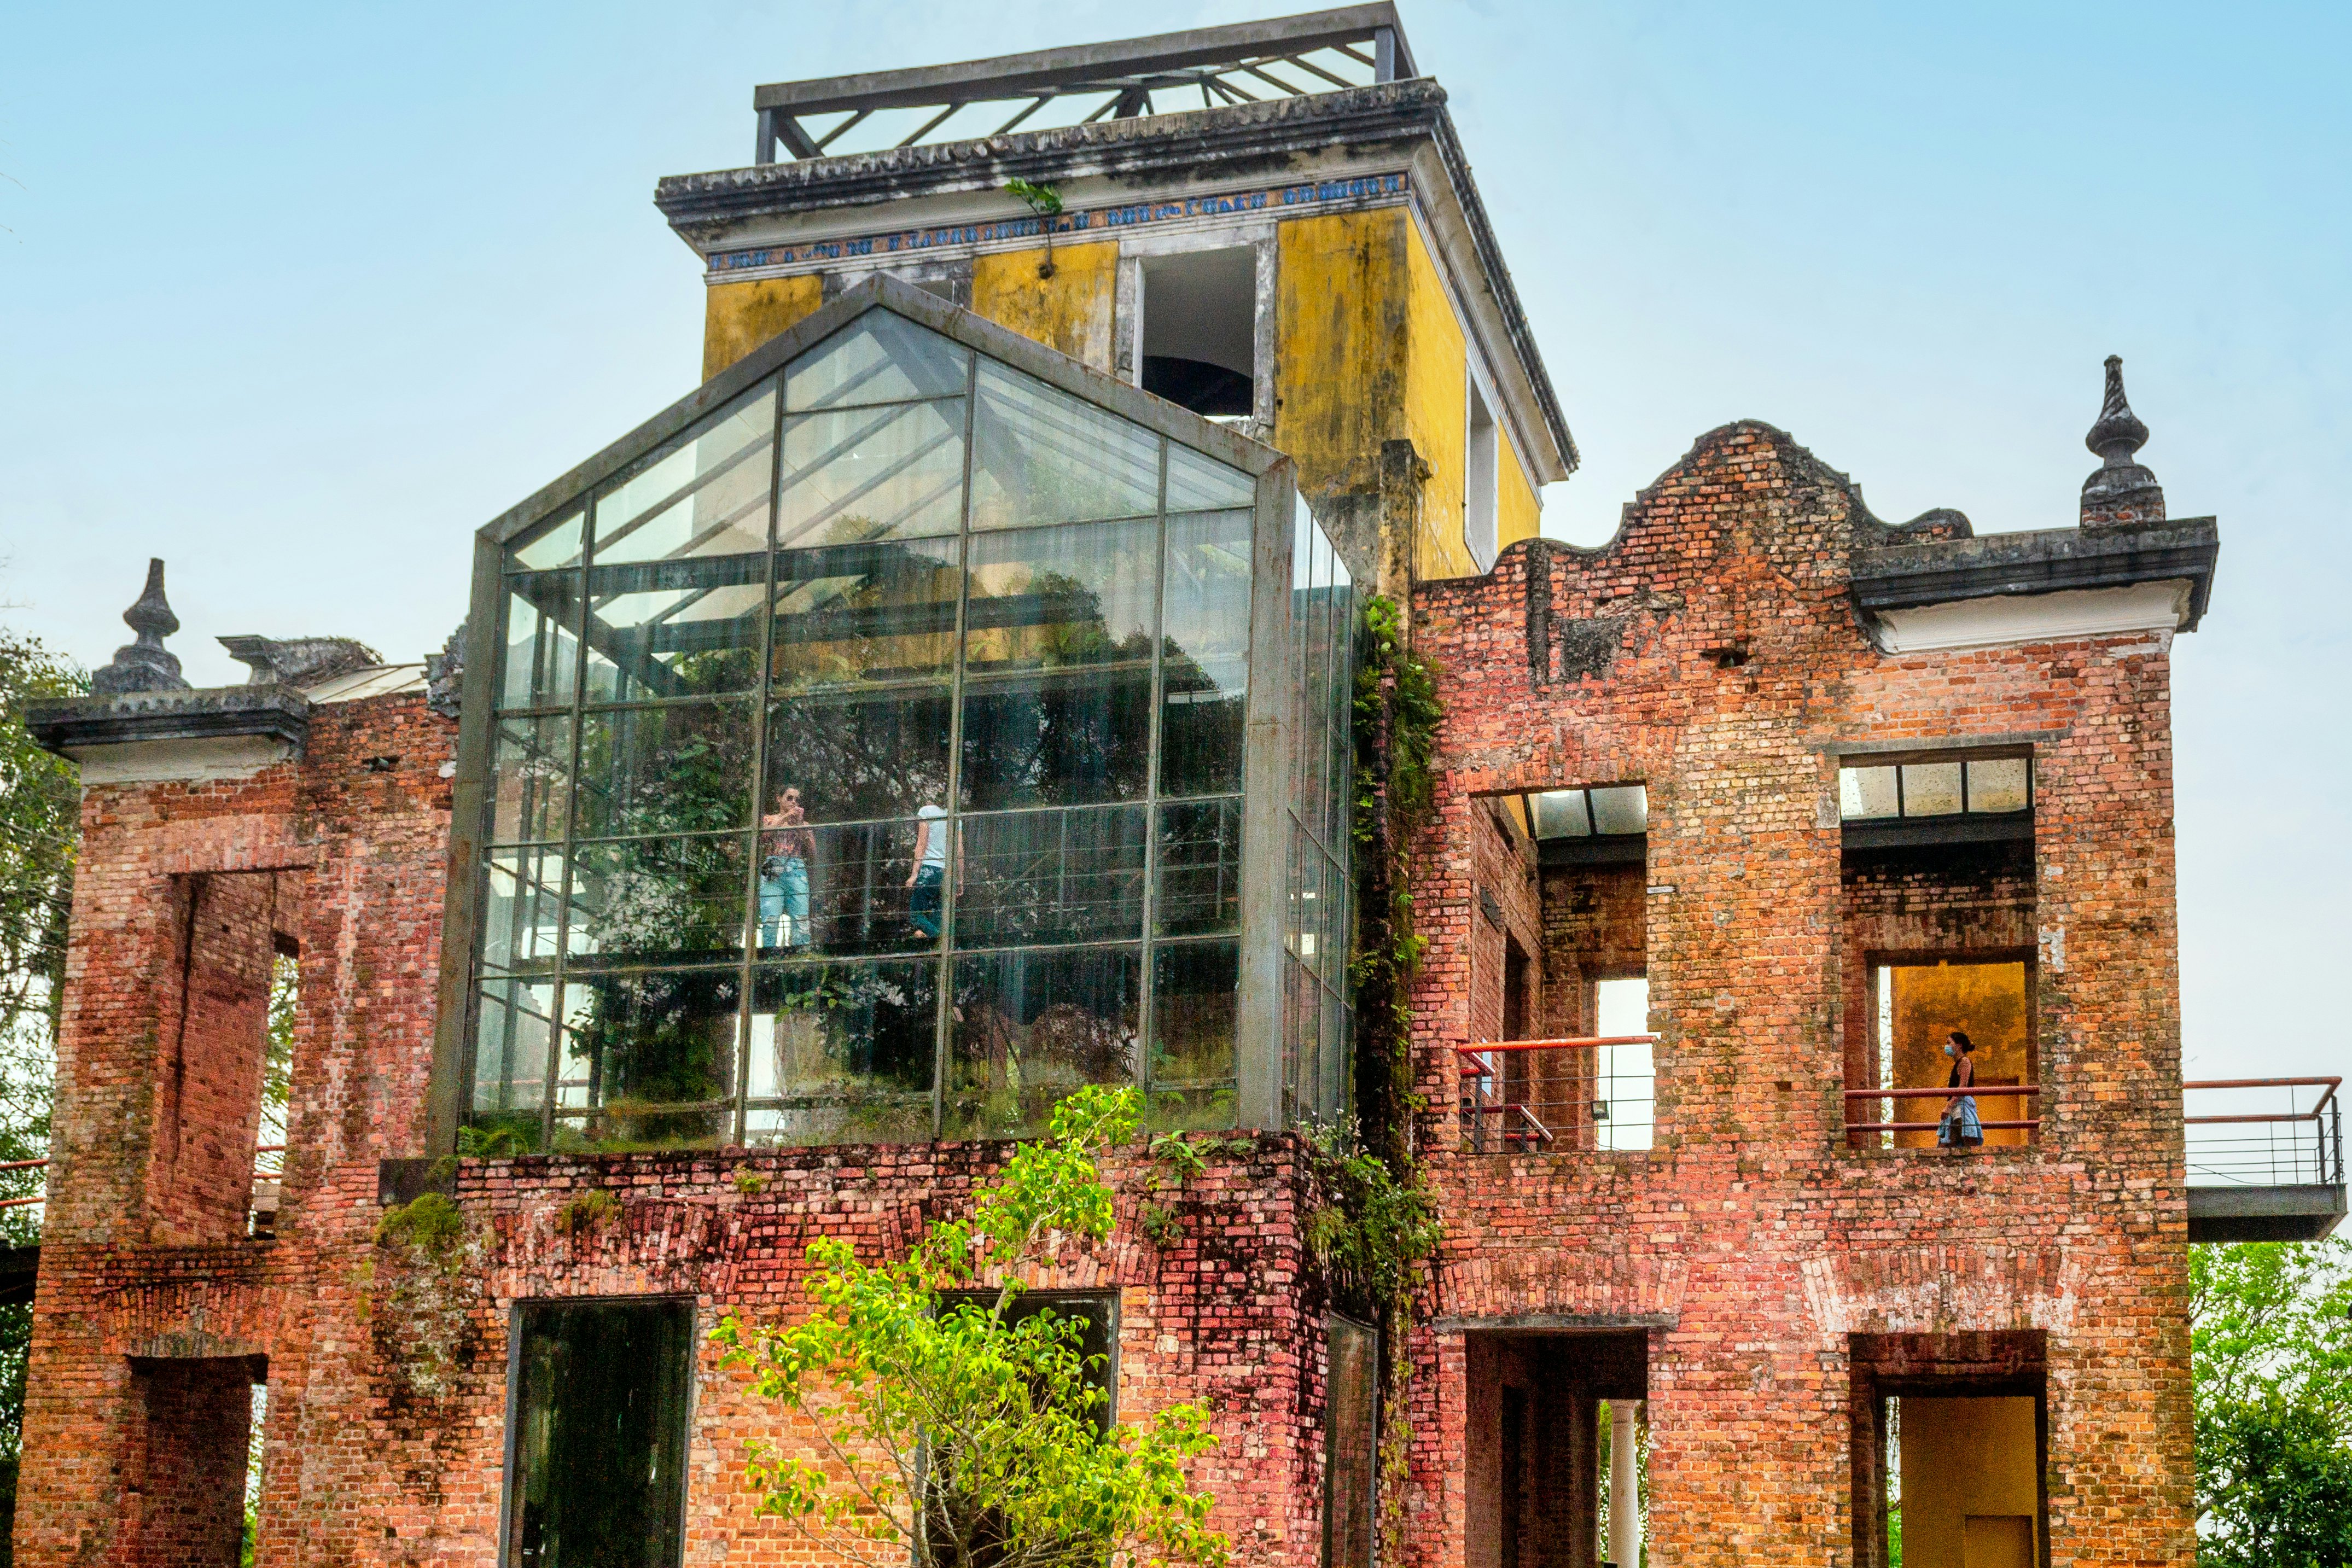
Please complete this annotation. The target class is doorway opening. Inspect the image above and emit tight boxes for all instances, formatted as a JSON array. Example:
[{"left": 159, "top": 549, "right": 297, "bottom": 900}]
[
  {"left": 1849, "top": 1332, "right": 2046, "bottom": 1568},
  {"left": 1468, "top": 1331, "right": 1647, "bottom": 1568}
]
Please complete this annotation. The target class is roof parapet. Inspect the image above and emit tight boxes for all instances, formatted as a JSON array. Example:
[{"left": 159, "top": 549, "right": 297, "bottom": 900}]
[{"left": 747, "top": 5, "right": 1414, "bottom": 166}]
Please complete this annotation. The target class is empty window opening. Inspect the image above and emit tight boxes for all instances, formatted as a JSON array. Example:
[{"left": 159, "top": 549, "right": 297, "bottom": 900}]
[
  {"left": 1468, "top": 1332, "right": 1646, "bottom": 1568},
  {"left": 1140, "top": 248, "right": 1256, "bottom": 418},
  {"left": 1861, "top": 960, "right": 2034, "bottom": 1149},
  {"left": 243, "top": 1380, "right": 267, "bottom": 1563},
  {"left": 1839, "top": 753, "right": 2032, "bottom": 852},
  {"left": 1463, "top": 786, "right": 1651, "bottom": 1155},
  {"left": 1466, "top": 376, "right": 1499, "bottom": 570},
  {"left": 159, "top": 872, "right": 296, "bottom": 1244},
  {"left": 507, "top": 1299, "right": 692, "bottom": 1568},
  {"left": 253, "top": 945, "right": 296, "bottom": 1239},
  {"left": 127, "top": 1355, "right": 266, "bottom": 1568},
  {"left": 1324, "top": 1317, "right": 1377, "bottom": 1568}
]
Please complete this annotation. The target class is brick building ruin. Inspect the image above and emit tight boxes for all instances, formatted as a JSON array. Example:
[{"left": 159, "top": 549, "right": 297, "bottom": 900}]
[{"left": 14, "top": 7, "right": 2342, "bottom": 1567}]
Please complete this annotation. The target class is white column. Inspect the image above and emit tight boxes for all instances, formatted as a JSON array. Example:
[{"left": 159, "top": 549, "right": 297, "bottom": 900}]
[{"left": 1608, "top": 1398, "right": 1641, "bottom": 1568}]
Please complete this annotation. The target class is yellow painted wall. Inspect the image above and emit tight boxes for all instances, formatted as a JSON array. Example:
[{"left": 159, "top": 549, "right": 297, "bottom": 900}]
[
  {"left": 971, "top": 241, "right": 1117, "bottom": 375},
  {"left": 702, "top": 275, "right": 825, "bottom": 382},
  {"left": 1890, "top": 960, "right": 2033, "bottom": 1147},
  {"left": 1498, "top": 422, "right": 1542, "bottom": 553},
  {"left": 1402, "top": 225, "right": 1475, "bottom": 580},
  {"left": 1273, "top": 210, "right": 1411, "bottom": 503},
  {"left": 1899, "top": 1397, "right": 2039, "bottom": 1568}
]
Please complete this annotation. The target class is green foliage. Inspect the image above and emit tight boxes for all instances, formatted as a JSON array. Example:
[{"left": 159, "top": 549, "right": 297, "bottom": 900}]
[
  {"left": 1341, "top": 594, "right": 1445, "bottom": 1561},
  {"left": 555, "top": 1188, "right": 622, "bottom": 1238},
  {"left": 0, "top": 631, "right": 80, "bottom": 1538},
  {"left": 717, "top": 1086, "right": 1227, "bottom": 1568},
  {"left": 1299, "top": 1120, "right": 1441, "bottom": 1320},
  {"left": 2193, "top": 1239, "right": 2352, "bottom": 1564},
  {"left": 732, "top": 1168, "right": 771, "bottom": 1196},
  {"left": 1004, "top": 178, "right": 1065, "bottom": 219},
  {"left": 375, "top": 1192, "right": 468, "bottom": 1263},
  {"left": 456, "top": 1122, "right": 530, "bottom": 1158}
]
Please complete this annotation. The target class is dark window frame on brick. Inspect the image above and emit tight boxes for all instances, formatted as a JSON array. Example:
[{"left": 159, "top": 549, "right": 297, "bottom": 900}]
[{"left": 501, "top": 1296, "right": 696, "bottom": 1568}]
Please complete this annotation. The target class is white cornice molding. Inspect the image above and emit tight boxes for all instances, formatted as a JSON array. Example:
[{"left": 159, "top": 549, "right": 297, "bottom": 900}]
[{"left": 1870, "top": 580, "right": 2192, "bottom": 654}]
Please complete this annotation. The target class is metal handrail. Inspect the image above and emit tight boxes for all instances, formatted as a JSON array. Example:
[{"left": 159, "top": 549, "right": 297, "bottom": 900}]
[
  {"left": 2183, "top": 1078, "right": 2343, "bottom": 1188},
  {"left": 1456, "top": 1035, "right": 1657, "bottom": 1153},
  {"left": 1842, "top": 1083, "right": 2042, "bottom": 1135}
]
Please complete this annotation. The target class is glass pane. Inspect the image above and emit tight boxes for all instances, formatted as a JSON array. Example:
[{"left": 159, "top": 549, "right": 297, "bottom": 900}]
[
  {"left": 945, "top": 945, "right": 1140, "bottom": 1139},
  {"left": 1319, "top": 847, "right": 1352, "bottom": 985},
  {"left": 770, "top": 537, "right": 962, "bottom": 694},
  {"left": 1159, "top": 511, "right": 1253, "bottom": 797},
  {"left": 499, "top": 575, "right": 581, "bottom": 710},
  {"left": 969, "top": 362, "right": 1159, "bottom": 529},
  {"left": 592, "top": 385, "right": 776, "bottom": 566},
  {"left": 959, "top": 668, "right": 1152, "bottom": 811},
  {"left": 564, "top": 835, "right": 749, "bottom": 969},
  {"left": 787, "top": 312, "right": 969, "bottom": 410},
  {"left": 489, "top": 713, "right": 572, "bottom": 844},
  {"left": 1326, "top": 591, "right": 1356, "bottom": 853},
  {"left": 510, "top": 508, "right": 584, "bottom": 572},
  {"left": 1156, "top": 798, "right": 1243, "bottom": 936},
  {"left": 954, "top": 805, "right": 1148, "bottom": 948},
  {"left": 574, "top": 702, "right": 755, "bottom": 839},
  {"left": 965, "top": 518, "right": 1158, "bottom": 671},
  {"left": 582, "top": 555, "right": 766, "bottom": 702},
  {"left": 1532, "top": 790, "right": 1590, "bottom": 838},
  {"left": 1320, "top": 982, "right": 1348, "bottom": 1117},
  {"left": 1839, "top": 765, "right": 1900, "bottom": 820},
  {"left": 555, "top": 968, "right": 740, "bottom": 1147},
  {"left": 481, "top": 847, "right": 567, "bottom": 975},
  {"left": 1151, "top": 939, "right": 1238, "bottom": 1088},
  {"left": 470, "top": 978, "right": 554, "bottom": 1133},
  {"left": 1296, "top": 848, "right": 1328, "bottom": 978},
  {"left": 777, "top": 400, "right": 965, "bottom": 547},
  {"left": 743, "top": 959, "right": 939, "bottom": 1147},
  {"left": 1900, "top": 762, "right": 1964, "bottom": 817},
  {"left": 756, "top": 819, "right": 939, "bottom": 957},
  {"left": 765, "top": 687, "right": 952, "bottom": 826},
  {"left": 1967, "top": 757, "right": 2031, "bottom": 814},
  {"left": 510, "top": 1302, "right": 691, "bottom": 1568},
  {"left": 1588, "top": 784, "right": 1648, "bottom": 836},
  {"left": 1166, "top": 445, "right": 1255, "bottom": 512}
]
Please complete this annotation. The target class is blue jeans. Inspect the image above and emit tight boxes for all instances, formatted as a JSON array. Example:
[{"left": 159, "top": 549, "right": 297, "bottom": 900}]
[
  {"left": 760, "top": 856, "right": 809, "bottom": 947},
  {"left": 910, "top": 864, "right": 943, "bottom": 937}
]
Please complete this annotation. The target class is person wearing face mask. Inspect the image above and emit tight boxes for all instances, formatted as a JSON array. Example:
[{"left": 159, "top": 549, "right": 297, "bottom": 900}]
[{"left": 1937, "top": 1029, "right": 1983, "bottom": 1148}]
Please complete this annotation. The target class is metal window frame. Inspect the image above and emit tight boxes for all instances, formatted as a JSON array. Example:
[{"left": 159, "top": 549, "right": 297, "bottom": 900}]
[
  {"left": 430, "top": 275, "right": 1299, "bottom": 1155},
  {"left": 748, "top": 5, "right": 1417, "bottom": 165}
]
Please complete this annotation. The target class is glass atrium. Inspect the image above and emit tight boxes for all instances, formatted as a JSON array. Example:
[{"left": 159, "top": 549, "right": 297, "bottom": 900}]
[{"left": 455, "top": 285, "right": 1354, "bottom": 1150}]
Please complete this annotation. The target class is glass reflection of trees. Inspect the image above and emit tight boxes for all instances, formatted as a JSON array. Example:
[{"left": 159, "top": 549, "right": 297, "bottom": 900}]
[{"left": 469, "top": 307, "right": 1305, "bottom": 1152}]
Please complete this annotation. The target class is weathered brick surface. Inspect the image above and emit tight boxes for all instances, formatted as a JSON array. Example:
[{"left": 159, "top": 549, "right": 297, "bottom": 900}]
[
  {"left": 18, "top": 684, "right": 1338, "bottom": 1568},
  {"left": 1406, "top": 422, "right": 2192, "bottom": 1567},
  {"left": 21, "top": 417, "right": 2197, "bottom": 1568}
]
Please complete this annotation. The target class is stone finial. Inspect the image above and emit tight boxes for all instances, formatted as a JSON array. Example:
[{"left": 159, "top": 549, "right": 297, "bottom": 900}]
[
  {"left": 424, "top": 620, "right": 466, "bottom": 720},
  {"left": 88, "top": 559, "right": 191, "bottom": 695},
  {"left": 2080, "top": 355, "right": 2165, "bottom": 528}
]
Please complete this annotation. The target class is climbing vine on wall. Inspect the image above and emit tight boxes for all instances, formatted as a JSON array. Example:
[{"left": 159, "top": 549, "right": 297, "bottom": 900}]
[{"left": 1337, "top": 592, "right": 1445, "bottom": 1555}]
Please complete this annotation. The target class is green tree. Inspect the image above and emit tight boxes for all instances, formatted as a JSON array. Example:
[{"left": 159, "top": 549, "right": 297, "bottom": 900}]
[
  {"left": 0, "top": 631, "right": 85, "bottom": 1555},
  {"left": 715, "top": 1085, "right": 1228, "bottom": 1568},
  {"left": 2192, "top": 1238, "right": 2352, "bottom": 1566}
]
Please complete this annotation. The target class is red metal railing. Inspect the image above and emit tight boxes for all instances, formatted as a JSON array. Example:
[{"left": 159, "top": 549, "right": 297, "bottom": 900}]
[
  {"left": 2185, "top": 1078, "right": 2342, "bottom": 1188},
  {"left": 1842, "top": 1085, "right": 2042, "bottom": 1137},
  {"left": 1455, "top": 1035, "right": 1658, "bottom": 1153}
]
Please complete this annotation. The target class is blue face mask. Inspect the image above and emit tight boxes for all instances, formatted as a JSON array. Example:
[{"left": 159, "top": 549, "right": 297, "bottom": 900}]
[{"left": 1944, "top": 1043, "right": 1958, "bottom": 1057}]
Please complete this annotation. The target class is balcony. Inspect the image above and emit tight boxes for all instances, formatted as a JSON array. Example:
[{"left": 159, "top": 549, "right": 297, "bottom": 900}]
[
  {"left": 1454, "top": 1035, "right": 1656, "bottom": 1153},
  {"left": 2185, "top": 1077, "right": 2344, "bottom": 1241}
]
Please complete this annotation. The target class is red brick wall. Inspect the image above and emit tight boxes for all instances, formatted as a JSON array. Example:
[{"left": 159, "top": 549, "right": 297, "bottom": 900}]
[{"left": 1407, "top": 422, "right": 2193, "bottom": 1567}]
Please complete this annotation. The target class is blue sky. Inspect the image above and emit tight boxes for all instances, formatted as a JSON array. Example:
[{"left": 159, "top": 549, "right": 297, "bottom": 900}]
[{"left": 2, "top": 2, "right": 2344, "bottom": 1086}]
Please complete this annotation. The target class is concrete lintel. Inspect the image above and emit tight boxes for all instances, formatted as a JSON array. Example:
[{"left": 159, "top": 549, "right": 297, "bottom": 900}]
[{"left": 1429, "top": 1312, "right": 1678, "bottom": 1334}]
